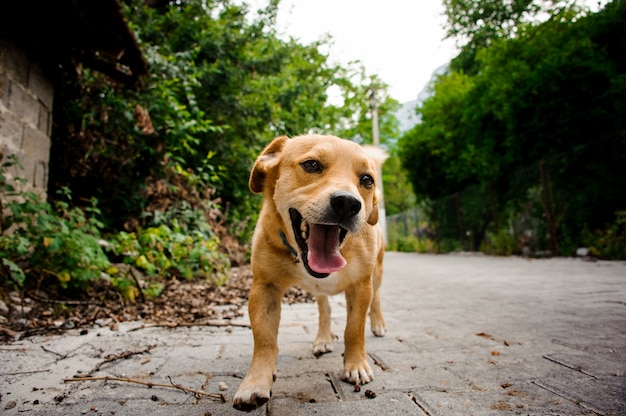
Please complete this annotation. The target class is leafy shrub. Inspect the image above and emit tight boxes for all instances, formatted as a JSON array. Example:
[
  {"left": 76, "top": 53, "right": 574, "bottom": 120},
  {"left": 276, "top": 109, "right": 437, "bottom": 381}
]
[
  {"left": 481, "top": 229, "right": 518, "bottom": 256},
  {"left": 111, "top": 219, "right": 230, "bottom": 282},
  {"left": 586, "top": 211, "right": 626, "bottom": 260},
  {"left": 1, "top": 155, "right": 110, "bottom": 290},
  {"left": 395, "top": 236, "right": 419, "bottom": 253},
  {"left": 1, "top": 155, "right": 230, "bottom": 301},
  {"left": 415, "top": 238, "right": 436, "bottom": 254}
]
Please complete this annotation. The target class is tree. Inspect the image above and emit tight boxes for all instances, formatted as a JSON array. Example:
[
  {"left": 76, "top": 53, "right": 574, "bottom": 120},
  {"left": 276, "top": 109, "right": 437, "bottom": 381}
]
[
  {"left": 399, "top": 1, "right": 626, "bottom": 256},
  {"left": 399, "top": 71, "right": 477, "bottom": 200},
  {"left": 49, "top": 0, "right": 386, "bottom": 229},
  {"left": 444, "top": 0, "right": 585, "bottom": 73}
]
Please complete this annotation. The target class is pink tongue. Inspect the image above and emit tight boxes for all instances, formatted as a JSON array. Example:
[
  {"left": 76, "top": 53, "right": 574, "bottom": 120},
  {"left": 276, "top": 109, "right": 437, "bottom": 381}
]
[{"left": 307, "top": 224, "right": 346, "bottom": 274}]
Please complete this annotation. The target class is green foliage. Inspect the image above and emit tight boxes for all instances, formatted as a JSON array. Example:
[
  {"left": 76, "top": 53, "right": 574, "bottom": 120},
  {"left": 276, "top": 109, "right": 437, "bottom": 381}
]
[
  {"left": 1, "top": 155, "right": 110, "bottom": 290},
  {"left": 481, "top": 229, "right": 518, "bottom": 256},
  {"left": 395, "top": 236, "right": 418, "bottom": 253},
  {"left": 586, "top": 211, "right": 626, "bottom": 260},
  {"left": 444, "top": 0, "right": 586, "bottom": 74},
  {"left": 333, "top": 74, "right": 400, "bottom": 144},
  {"left": 1, "top": 155, "right": 230, "bottom": 300},
  {"left": 49, "top": 0, "right": 389, "bottom": 231},
  {"left": 387, "top": 234, "right": 435, "bottom": 254},
  {"left": 386, "top": 208, "right": 438, "bottom": 253},
  {"left": 399, "top": 71, "right": 477, "bottom": 200},
  {"left": 382, "top": 154, "right": 416, "bottom": 216},
  {"left": 398, "top": 1, "right": 626, "bottom": 258},
  {"left": 111, "top": 212, "right": 230, "bottom": 282}
]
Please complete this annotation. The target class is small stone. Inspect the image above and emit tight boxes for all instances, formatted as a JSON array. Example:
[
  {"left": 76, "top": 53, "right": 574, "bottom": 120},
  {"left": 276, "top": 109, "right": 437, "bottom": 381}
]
[
  {"left": 0, "top": 300, "right": 9, "bottom": 315},
  {"left": 218, "top": 382, "right": 229, "bottom": 391}
]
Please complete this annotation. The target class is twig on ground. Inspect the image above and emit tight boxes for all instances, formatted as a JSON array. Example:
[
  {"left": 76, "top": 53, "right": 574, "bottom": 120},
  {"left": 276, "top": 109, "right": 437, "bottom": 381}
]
[
  {"left": 0, "top": 326, "right": 20, "bottom": 339},
  {"left": 92, "top": 346, "right": 155, "bottom": 373},
  {"left": 0, "top": 369, "right": 51, "bottom": 376},
  {"left": 41, "top": 345, "right": 66, "bottom": 358},
  {"left": 63, "top": 375, "right": 225, "bottom": 401},
  {"left": 127, "top": 320, "right": 250, "bottom": 332}
]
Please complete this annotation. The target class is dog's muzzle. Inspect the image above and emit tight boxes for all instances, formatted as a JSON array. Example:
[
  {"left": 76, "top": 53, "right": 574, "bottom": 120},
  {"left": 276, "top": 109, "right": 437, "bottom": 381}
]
[{"left": 289, "top": 192, "right": 361, "bottom": 278}]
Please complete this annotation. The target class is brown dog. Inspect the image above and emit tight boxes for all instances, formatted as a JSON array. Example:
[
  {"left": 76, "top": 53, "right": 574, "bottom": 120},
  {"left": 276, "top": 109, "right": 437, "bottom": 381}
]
[{"left": 233, "top": 134, "right": 387, "bottom": 411}]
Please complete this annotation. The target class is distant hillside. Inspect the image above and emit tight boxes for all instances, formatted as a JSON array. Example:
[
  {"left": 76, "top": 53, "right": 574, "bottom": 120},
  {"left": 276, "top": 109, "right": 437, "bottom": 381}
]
[
  {"left": 395, "top": 63, "right": 448, "bottom": 134},
  {"left": 395, "top": 99, "right": 421, "bottom": 133}
]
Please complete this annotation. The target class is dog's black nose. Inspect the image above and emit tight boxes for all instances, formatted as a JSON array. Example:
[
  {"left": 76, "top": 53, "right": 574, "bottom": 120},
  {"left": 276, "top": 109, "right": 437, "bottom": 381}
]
[{"left": 330, "top": 192, "right": 361, "bottom": 219}]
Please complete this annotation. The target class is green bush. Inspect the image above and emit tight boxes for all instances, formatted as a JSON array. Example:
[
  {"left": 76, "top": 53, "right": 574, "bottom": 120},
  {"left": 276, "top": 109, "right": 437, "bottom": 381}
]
[
  {"left": 395, "top": 236, "right": 419, "bottom": 253},
  {"left": 586, "top": 210, "right": 626, "bottom": 260},
  {"left": 107, "top": 201, "right": 231, "bottom": 300},
  {"left": 1, "top": 155, "right": 230, "bottom": 300},
  {"left": 111, "top": 219, "right": 230, "bottom": 282},
  {"left": 481, "top": 229, "right": 518, "bottom": 256},
  {"left": 1, "top": 155, "right": 110, "bottom": 290}
]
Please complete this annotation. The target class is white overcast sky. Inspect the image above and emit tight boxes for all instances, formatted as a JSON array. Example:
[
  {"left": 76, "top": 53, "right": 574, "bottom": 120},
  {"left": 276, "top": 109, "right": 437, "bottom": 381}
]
[
  {"left": 274, "top": 0, "right": 456, "bottom": 103},
  {"left": 264, "top": 0, "right": 609, "bottom": 104}
]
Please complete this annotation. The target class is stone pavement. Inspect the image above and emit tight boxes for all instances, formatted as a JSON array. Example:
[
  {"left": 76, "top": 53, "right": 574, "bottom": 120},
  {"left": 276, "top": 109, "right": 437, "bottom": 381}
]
[{"left": 1, "top": 252, "right": 625, "bottom": 415}]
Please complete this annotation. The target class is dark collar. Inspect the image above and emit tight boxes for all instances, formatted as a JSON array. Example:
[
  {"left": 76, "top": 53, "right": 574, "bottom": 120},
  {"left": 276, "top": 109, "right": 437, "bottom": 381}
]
[{"left": 279, "top": 230, "right": 299, "bottom": 263}]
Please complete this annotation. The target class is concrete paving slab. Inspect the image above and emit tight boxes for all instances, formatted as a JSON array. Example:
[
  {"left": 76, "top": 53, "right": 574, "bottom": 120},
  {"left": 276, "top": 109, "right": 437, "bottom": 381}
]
[{"left": 1, "top": 252, "right": 625, "bottom": 415}]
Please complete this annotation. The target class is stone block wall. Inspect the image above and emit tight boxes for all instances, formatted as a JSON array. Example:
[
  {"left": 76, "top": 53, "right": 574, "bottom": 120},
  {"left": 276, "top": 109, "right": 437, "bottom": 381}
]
[{"left": 0, "top": 39, "right": 53, "bottom": 200}]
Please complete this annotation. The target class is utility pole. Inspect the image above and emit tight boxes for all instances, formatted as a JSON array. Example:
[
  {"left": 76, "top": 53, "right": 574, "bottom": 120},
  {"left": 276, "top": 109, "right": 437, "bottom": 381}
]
[{"left": 370, "top": 86, "right": 387, "bottom": 244}]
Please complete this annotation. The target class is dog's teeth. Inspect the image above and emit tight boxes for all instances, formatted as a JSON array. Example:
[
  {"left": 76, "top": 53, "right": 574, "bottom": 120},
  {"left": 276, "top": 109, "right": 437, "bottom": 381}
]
[{"left": 301, "top": 221, "right": 309, "bottom": 240}]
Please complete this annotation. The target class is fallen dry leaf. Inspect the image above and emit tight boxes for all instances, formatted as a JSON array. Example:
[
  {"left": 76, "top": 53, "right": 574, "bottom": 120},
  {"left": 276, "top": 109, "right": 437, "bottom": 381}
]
[{"left": 0, "top": 265, "right": 315, "bottom": 342}]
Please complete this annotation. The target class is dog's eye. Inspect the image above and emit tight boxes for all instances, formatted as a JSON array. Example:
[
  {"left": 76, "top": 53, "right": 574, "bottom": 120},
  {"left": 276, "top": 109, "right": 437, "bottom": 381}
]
[
  {"left": 360, "top": 174, "right": 375, "bottom": 188},
  {"left": 301, "top": 160, "right": 322, "bottom": 173}
]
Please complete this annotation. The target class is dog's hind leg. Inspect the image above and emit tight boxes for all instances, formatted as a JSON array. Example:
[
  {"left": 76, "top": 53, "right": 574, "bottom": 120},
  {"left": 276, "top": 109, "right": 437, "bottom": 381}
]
[
  {"left": 312, "top": 295, "right": 336, "bottom": 357},
  {"left": 369, "top": 240, "right": 386, "bottom": 337}
]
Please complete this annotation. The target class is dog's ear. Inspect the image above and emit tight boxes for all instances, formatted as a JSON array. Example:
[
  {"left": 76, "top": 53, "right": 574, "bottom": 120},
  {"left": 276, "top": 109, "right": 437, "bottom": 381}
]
[
  {"left": 362, "top": 146, "right": 388, "bottom": 225},
  {"left": 362, "top": 145, "right": 389, "bottom": 167},
  {"left": 249, "top": 136, "right": 289, "bottom": 194},
  {"left": 367, "top": 190, "right": 380, "bottom": 225}
]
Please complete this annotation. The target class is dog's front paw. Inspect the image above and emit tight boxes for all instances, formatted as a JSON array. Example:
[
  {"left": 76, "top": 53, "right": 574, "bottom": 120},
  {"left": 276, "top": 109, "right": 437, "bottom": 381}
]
[
  {"left": 340, "top": 358, "right": 373, "bottom": 385},
  {"left": 233, "top": 371, "right": 275, "bottom": 412}
]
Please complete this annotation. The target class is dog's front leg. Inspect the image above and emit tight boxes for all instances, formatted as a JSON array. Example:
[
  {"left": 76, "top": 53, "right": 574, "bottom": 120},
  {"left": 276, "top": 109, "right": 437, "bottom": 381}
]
[
  {"left": 233, "top": 282, "right": 282, "bottom": 411},
  {"left": 341, "top": 283, "right": 374, "bottom": 385}
]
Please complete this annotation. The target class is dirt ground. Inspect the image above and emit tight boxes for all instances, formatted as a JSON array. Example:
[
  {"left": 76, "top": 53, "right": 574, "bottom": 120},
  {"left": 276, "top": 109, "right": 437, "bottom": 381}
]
[{"left": 0, "top": 265, "right": 314, "bottom": 343}]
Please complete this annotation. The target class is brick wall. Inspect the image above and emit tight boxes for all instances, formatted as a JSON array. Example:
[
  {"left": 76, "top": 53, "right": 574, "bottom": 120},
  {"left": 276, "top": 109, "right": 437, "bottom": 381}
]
[{"left": 0, "top": 39, "right": 53, "bottom": 200}]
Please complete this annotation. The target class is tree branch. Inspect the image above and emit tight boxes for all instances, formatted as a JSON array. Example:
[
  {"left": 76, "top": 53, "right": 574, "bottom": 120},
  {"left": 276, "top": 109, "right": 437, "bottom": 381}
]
[{"left": 63, "top": 375, "right": 225, "bottom": 401}]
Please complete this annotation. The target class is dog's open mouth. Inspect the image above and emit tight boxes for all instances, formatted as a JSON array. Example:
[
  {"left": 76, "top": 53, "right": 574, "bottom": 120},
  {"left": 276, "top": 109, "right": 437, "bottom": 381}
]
[{"left": 289, "top": 208, "right": 348, "bottom": 278}]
